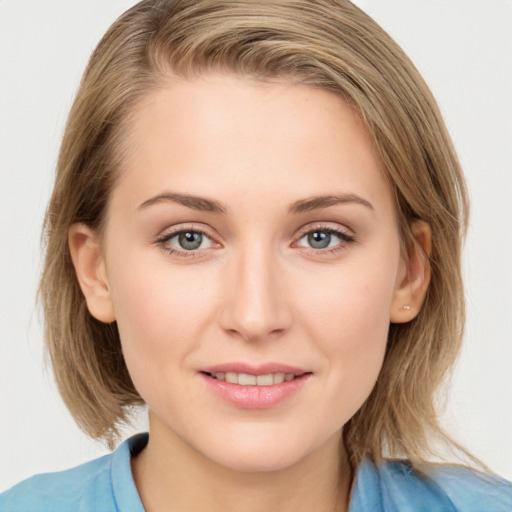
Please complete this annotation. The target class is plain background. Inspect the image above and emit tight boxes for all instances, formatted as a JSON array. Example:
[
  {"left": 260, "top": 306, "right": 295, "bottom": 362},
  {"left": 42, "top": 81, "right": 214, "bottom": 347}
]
[{"left": 1, "top": 0, "right": 511, "bottom": 492}]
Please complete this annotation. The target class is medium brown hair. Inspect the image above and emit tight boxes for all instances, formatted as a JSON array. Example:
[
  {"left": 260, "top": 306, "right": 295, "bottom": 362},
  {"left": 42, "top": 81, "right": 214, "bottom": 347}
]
[{"left": 40, "top": 0, "right": 470, "bottom": 469}]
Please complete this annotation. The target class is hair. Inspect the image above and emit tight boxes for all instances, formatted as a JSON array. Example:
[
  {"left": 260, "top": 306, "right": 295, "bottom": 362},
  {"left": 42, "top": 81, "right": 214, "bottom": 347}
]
[{"left": 40, "top": 0, "right": 471, "bottom": 470}]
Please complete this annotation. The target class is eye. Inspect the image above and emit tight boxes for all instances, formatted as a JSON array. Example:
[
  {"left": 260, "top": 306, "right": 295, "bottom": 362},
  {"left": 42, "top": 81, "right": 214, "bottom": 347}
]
[
  {"left": 297, "top": 227, "right": 355, "bottom": 251},
  {"left": 156, "top": 228, "right": 214, "bottom": 254},
  {"left": 173, "top": 231, "right": 209, "bottom": 251},
  {"left": 303, "top": 231, "right": 335, "bottom": 249}
]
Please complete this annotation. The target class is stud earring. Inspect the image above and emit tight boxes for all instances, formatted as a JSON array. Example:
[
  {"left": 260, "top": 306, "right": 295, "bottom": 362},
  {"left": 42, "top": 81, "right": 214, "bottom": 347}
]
[{"left": 401, "top": 305, "right": 411, "bottom": 310}]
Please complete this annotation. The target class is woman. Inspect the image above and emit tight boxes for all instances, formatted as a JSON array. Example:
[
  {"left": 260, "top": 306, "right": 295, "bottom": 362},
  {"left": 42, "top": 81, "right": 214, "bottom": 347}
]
[{"left": 1, "top": 1, "right": 511, "bottom": 511}]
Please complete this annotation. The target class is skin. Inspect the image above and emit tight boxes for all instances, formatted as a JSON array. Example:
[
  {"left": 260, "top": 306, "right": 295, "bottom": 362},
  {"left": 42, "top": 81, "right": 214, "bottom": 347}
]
[{"left": 69, "top": 74, "right": 431, "bottom": 512}]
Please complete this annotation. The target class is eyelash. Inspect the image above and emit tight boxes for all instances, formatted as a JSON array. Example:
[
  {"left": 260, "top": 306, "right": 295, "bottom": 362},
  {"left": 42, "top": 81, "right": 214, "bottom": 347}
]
[
  {"left": 154, "top": 224, "right": 356, "bottom": 258},
  {"left": 294, "top": 225, "right": 356, "bottom": 256},
  {"left": 154, "top": 225, "right": 214, "bottom": 258}
]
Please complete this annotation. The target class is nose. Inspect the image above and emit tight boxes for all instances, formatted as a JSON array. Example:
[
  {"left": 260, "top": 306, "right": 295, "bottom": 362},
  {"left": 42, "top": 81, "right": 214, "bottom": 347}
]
[{"left": 218, "top": 244, "right": 292, "bottom": 343}]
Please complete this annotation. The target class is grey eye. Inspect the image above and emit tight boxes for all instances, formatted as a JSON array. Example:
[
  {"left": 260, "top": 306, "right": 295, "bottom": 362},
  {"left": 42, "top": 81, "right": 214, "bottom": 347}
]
[
  {"left": 157, "top": 228, "right": 214, "bottom": 255},
  {"left": 297, "top": 228, "right": 353, "bottom": 251},
  {"left": 307, "top": 231, "right": 332, "bottom": 249},
  {"left": 178, "top": 231, "right": 204, "bottom": 250}
]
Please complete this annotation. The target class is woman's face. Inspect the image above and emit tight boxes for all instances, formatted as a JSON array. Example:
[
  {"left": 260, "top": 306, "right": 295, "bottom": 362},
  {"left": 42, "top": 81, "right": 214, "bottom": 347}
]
[{"left": 97, "top": 75, "right": 409, "bottom": 471}]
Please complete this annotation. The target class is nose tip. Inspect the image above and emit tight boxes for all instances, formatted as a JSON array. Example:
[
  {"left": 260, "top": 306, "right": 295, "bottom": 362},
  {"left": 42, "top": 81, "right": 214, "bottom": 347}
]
[
  {"left": 224, "top": 324, "right": 286, "bottom": 344},
  {"left": 224, "top": 296, "right": 287, "bottom": 343},
  {"left": 218, "top": 251, "right": 292, "bottom": 343}
]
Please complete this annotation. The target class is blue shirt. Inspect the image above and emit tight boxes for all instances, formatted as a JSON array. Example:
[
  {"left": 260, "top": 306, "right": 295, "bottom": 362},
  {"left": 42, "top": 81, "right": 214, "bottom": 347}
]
[{"left": 1, "top": 433, "right": 511, "bottom": 511}]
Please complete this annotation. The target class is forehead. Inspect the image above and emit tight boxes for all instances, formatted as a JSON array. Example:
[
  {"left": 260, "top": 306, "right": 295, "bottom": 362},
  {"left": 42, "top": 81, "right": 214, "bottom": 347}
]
[{"left": 112, "top": 74, "right": 393, "bottom": 217}]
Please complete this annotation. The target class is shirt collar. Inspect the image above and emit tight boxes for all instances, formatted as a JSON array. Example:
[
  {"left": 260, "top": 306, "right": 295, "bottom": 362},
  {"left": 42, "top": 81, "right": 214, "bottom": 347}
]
[{"left": 111, "top": 433, "right": 147, "bottom": 512}]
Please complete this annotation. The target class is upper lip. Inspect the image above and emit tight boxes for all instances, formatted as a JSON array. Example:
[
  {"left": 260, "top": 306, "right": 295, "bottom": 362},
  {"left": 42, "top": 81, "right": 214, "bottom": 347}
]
[{"left": 200, "top": 362, "right": 309, "bottom": 376}]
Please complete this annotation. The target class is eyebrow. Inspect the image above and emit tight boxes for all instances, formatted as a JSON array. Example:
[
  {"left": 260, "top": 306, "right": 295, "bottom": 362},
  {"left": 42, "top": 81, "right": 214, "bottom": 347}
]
[
  {"left": 288, "top": 194, "right": 374, "bottom": 214},
  {"left": 137, "top": 192, "right": 227, "bottom": 214},
  {"left": 137, "top": 191, "right": 373, "bottom": 215}
]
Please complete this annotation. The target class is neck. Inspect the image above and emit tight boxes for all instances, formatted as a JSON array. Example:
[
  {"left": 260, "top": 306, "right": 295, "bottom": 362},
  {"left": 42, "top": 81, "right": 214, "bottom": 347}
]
[{"left": 131, "top": 414, "right": 352, "bottom": 512}]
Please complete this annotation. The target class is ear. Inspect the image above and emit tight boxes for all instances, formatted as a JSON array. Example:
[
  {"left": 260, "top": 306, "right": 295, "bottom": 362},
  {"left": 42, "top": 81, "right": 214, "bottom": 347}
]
[
  {"left": 68, "top": 223, "right": 116, "bottom": 323},
  {"left": 390, "top": 220, "right": 432, "bottom": 323}
]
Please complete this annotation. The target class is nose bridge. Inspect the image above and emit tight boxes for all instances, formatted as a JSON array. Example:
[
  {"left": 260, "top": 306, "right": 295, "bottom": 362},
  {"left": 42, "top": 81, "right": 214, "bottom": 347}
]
[{"left": 219, "top": 237, "right": 290, "bottom": 342}]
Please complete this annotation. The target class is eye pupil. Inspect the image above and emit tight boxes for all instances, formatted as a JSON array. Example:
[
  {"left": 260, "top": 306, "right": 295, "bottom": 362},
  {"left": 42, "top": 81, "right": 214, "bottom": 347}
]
[
  {"left": 308, "top": 231, "right": 331, "bottom": 249},
  {"left": 178, "top": 231, "right": 203, "bottom": 250}
]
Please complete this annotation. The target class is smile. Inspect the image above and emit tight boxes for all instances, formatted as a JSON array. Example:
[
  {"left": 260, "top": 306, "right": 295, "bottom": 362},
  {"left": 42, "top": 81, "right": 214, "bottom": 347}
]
[
  {"left": 199, "top": 364, "right": 312, "bottom": 409},
  {"left": 207, "top": 372, "right": 298, "bottom": 386}
]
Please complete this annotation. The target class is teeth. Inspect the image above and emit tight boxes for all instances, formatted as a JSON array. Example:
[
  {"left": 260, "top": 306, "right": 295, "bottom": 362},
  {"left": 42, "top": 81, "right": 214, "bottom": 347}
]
[
  {"left": 212, "top": 372, "right": 297, "bottom": 386},
  {"left": 225, "top": 372, "right": 238, "bottom": 384},
  {"left": 274, "top": 373, "right": 285, "bottom": 384},
  {"left": 256, "top": 374, "right": 273, "bottom": 386},
  {"left": 239, "top": 373, "right": 257, "bottom": 385}
]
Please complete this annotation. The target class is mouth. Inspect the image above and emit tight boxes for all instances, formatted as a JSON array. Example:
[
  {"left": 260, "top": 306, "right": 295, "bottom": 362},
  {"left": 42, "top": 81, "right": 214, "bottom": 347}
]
[
  {"left": 202, "top": 371, "right": 306, "bottom": 386},
  {"left": 199, "top": 364, "right": 312, "bottom": 409}
]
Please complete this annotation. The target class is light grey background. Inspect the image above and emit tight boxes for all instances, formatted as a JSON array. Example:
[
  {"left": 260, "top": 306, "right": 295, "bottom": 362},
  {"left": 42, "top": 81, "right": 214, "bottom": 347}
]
[{"left": 1, "top": 0, "right": 511, "bottom": 491}]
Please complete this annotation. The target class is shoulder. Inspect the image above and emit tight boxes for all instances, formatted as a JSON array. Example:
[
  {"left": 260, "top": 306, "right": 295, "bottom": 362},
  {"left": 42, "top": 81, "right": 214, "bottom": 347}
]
[
  {"left": 351, "top": 458, "right": 512, "bottom": 512},
  {"left": 0, "top": 434, "right": 147, "bottom": 512},
  {"left": 0, "top": 453, "right": 114, "bottom": 512},
  {"left": 430, "top": 463, "right": 512, "bottom": 512}
]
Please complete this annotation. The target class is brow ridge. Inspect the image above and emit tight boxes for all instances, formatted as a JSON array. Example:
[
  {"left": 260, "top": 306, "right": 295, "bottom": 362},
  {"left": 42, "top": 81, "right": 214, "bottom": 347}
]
[
  {"left": 138, "top": 192, "right": 227, "bottom": 214},
  {"left": 138, "top": 192, "right": 373, "bottom": 215},
  {"left": 288, "top": 194, "right": 374, "bottom": 214}
]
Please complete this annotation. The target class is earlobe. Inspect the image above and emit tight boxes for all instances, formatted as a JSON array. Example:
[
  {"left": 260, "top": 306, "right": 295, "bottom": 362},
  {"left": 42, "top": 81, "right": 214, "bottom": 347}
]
[
  {"left": 390, "top": 220, "right": 432, "bottom": 324},
  {"left": 68, "top": 223, "right": 116, "bottom": 323}
]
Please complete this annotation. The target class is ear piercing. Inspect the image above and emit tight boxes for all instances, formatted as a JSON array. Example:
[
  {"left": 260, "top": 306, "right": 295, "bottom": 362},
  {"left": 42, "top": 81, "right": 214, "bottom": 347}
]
[{"left": 401, "top": 305, "right": 411, "bottom": 310}]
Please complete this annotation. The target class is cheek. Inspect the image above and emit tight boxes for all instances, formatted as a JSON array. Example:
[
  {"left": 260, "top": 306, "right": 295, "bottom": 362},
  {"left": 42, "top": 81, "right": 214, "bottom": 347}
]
[
  {"left": 107, "top": 256, "right": 219, "bottom": 385},
  {"left": 297, "top": 256, "right": 397, "bottom": 348},
  {"left": 294, "top": 255, "right": 398, "bottom": 411}
]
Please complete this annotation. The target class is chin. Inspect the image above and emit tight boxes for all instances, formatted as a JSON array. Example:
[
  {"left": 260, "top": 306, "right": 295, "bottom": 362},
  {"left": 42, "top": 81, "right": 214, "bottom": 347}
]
[{"left": 197, "top": 428, "right": 323, "bottom": 473}]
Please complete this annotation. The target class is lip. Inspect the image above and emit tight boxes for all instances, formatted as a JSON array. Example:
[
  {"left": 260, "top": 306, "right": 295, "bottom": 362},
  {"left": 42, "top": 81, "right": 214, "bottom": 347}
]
[
  {"left": 200, "top": 362, "right": 308, "bottom": 376},
  {"left": 199, "top": 362, "right": 312, "bottom": 410}
]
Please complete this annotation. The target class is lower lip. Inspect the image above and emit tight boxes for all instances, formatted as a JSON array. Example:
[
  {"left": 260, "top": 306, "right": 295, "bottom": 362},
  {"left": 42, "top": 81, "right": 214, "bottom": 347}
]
[{"left": 200, "top": 373, "right": 311, "bottom": 409}]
